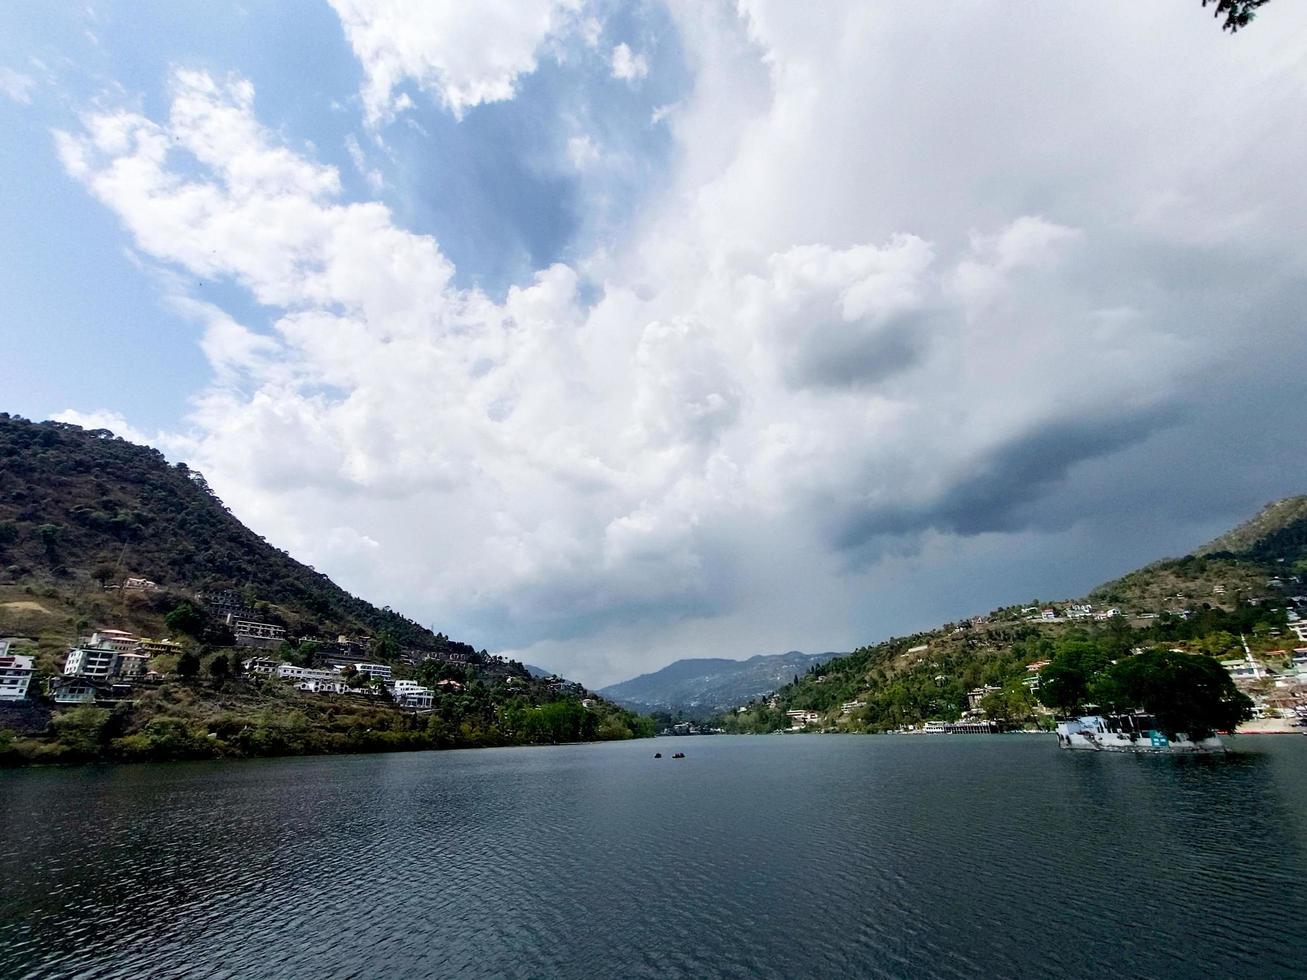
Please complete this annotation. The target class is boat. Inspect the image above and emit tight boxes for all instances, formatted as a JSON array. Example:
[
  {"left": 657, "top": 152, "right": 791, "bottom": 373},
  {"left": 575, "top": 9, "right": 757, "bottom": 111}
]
[{"left": 1055, "top": 714, "right": 1225, "bottom": 754}]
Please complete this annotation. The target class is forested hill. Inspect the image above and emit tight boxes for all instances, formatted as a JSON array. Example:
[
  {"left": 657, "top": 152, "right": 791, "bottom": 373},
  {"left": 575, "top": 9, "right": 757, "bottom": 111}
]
[
  {"left": 0, "top": 414, "right": 468, "bottom": 658},
  {"left": 725, "top": 494, "right": 1305, "bottom": 733},
  {"left": 599, "top": 650, "right": 843, "bottom": 716}
]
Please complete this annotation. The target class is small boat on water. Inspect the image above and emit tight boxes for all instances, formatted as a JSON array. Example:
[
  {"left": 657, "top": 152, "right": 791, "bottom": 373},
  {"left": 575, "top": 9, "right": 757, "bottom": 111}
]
[
  {"left": 654, "top": 752, "right": 662, "bottom": 758},
  {"left": 672, "top": 752, "right": 685, "bottom": 759},
  {"left": 1055, "top": 714, "right": 1225, "bottom": 754}
]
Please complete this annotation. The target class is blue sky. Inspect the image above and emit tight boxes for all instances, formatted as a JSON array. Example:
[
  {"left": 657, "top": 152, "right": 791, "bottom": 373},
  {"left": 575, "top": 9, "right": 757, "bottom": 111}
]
[
  {"left": 3, "top": 1, "right": 1307, "bottom": 686},
  {"left": 1, "top": 0, "right": 685, "bottom": 430}
]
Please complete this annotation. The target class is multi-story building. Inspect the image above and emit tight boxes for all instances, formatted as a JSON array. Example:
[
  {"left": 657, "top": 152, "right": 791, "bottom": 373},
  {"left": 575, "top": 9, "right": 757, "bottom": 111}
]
[
  {"left": 0, "top": 648, "right": 35, "bottom": 700},
  {"left": 274, "top": 663, "right": 346, "bottom": 693},
  {"left": 242, "top": 657, "right": 281, "bottom": 675},
  {"left": 65, "top": 646, "right": 119, "bottom": 680},
  {"left": 88, "top": 630, "right": 141, "bottom": 654},
  {"left": 226, "top": 615, "right": 287, "bottom": 640},
  {"left": 139, "top": 637, "right": 185, "bottom": 657},
  {"left": 114, "top": 652, "right": 151, "bottom": 679},
  {"left": 391, "top": 680, "right": 434, "bottom": 709},
  {"left": 352, "top": 662, "right": 393, "bottom": 681}
]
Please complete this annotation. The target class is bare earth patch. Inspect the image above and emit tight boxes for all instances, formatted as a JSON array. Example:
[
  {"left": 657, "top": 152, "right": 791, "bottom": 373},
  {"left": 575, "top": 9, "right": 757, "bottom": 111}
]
[{"left": 0, "top": 601, "right": 54, "bottom": 615}]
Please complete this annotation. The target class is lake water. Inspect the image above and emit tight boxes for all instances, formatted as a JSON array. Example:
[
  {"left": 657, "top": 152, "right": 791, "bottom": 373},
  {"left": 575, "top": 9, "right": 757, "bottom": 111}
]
[{"left": 2, "top": 734, "right": 1306, "bottom": 979}]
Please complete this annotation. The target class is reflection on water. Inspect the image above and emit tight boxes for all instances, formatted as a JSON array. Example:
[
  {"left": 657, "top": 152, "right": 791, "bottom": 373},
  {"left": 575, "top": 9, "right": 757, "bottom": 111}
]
[{"left": 2, "top": 736, "right": 1305, "bottom": 979}]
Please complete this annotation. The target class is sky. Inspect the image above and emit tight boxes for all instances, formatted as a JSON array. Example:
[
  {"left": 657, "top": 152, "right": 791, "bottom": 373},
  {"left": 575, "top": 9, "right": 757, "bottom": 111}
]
[{"left": 2, "top": 1, "right": 1306, "bottom": 687}]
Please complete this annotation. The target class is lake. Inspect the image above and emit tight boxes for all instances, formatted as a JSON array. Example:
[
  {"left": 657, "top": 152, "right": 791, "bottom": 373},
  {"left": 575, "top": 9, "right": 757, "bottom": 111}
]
[{"left": 2, "top": 734, "right": 1306, "bottom": 978}]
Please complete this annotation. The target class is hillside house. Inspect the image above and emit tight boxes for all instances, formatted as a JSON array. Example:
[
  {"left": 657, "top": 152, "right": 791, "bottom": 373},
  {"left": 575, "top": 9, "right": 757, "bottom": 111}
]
[
  {"left": 1221, "top": 656, "right": 1269, "bottom": 681},
  {"left": 88, "top": 630, "right": 141, "bottom": 654},
  {"left": 352, "top": 662, "right": 393, "bottom": 681},
  {"left": 114, "top": 652, "right": 150, "bottom": 679},
  {"left": 0, "top": 648, "right": 35, "bottom": 701},
  {"left": 227, "top": 615, "right": 287, "bottom": 648},
  {"left": 122, "top": 577, "right": 158, "bottom": 591},
  {"left": 786, "top": 709, "right": 823, "bottom": 729},
  {"left": 139, "top": 638, "right": 184, "bottom": 657},
  {"left": 50, "top": 676, "right": 105, "bottom": 704},
  {"left": 392, "top": 680, "right": 433, "bottom": 709},
  {"left": 65, "top": 647, "right": 119, "bottom": 680},
  {"left": 274, "top": 663, "right": 345, "bottom": 693}
]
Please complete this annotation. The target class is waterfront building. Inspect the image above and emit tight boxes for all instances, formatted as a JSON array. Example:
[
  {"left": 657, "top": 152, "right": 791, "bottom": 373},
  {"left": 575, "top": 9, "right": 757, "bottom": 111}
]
[
  {"left": 0, "top": 650, "right": 35, "bottom": 700},
  {"left": 786, "top": 709, "right": 823, "bottom": 729}
]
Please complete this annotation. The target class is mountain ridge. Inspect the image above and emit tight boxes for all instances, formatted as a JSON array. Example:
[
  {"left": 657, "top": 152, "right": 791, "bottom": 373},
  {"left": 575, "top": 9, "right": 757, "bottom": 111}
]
[{"left": 599, "top": 650, "right": 844, "bottom": 716}]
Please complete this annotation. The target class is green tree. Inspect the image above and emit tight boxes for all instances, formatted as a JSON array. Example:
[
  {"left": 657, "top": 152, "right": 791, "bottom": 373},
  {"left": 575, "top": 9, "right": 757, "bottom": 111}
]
[
  {"left": 91, "top": 563, "right": 119, "bottom": 588},
  {"left": 208, "top": 654, "right": 231, "bottom": 683},
  {"left": 1201, "top": 0, "right": 1272, "bottom": 32},
  {"left": 164, "top": 602, "right": 206, "bottom": 638},
  {"left": 1037, "top": 661, "right": 1090, "bottom": 714},
  {"left": 1096, "top": 649, "right": 1253, "bottom": 740},
  {"left": 370, "top": 631, "right": 399, "bottom": 662},
  {"left": 176, "top": 650, "right": 201, "bottom": 680}
]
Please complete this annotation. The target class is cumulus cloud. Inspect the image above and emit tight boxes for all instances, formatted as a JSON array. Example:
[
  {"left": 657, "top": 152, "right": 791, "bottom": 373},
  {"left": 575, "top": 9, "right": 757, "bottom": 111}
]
[
  {"left": 610, "top": 42, "right": 648, "bottom": 82},
  {"left": 55, "top": 2, "right": 1307, "bottom": 684},
  {"left": 328, "top": 0, "right": 583, "bottom": 123}
]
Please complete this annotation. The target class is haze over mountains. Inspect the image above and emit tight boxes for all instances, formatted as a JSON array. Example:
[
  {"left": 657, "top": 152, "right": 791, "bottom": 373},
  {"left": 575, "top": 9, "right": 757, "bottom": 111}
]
[{"left": 598, "top": 650, "right": 843, "bottom": 716}]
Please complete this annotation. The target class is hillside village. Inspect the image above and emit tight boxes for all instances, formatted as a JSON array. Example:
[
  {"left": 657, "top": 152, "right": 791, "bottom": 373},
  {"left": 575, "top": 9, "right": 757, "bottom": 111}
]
[
  {"left": 725, "top": 510, "right": 1307, "bottom": 736},
  {"left": 0, "top": 417, "right": 653, "bottom": 763}
]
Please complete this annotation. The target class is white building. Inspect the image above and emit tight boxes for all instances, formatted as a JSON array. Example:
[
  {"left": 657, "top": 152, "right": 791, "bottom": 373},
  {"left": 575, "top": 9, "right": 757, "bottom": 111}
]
[
  {"left": 0, "top": 649, "right": 35, "bottom": 700},
  {"left": 242, "top": 657, "right": 281, "bottom": 675},
  {"left": 786, "top": 709, "right": 823, "bottom": 729},
  {"left": 1290, "top": 623, "right": 1307, "bottom": 643},
  {"left": 65, "top": 647, "right": 118, "bottom": 680},
  {"left": 1221, "top": 656, "right": 1269, "bottom": 681},
  {"left": 275, "top": 663, "right": 346, "bottom": 693},
  {"left": 391, "top": 680, "right": 434, "bottom": 709},
  {"left": 353, "top": 662, "right": 393, "bottom": 681},
  {"left": 88, "top": 630, "right": 140, "bottom": 654}
]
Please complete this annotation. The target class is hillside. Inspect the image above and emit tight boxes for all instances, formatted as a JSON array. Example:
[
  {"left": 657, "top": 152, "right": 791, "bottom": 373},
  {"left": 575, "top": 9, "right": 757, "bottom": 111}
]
[
  {"left": 1195, "top": 495, "right": 1307, "bottom": 565},
  {"left": 0, "top": 414, "right": 474, "bottom": 658},
  {"left": 0, "top": 415, "right": 653, "bottom": 763},
  {"left": 724, "top": 495, "right": 1305, "bottom": 734},
  {"left": 599, "top": 651, "right": 843, "bottom": 717}
]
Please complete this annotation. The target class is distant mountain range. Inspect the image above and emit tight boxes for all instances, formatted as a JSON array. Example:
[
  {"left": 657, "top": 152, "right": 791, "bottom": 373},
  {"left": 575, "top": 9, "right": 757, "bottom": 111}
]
[{"left": 598, "top": 650, "right": 844, "bottom": 716}]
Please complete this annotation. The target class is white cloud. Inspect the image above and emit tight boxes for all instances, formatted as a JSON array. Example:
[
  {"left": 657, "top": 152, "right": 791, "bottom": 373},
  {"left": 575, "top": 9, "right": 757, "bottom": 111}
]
[
  {"left": 565, "top": 133, "right": 601, "bottom": 169},
  {"left": 345, "top": 133, "right": 384, "bottom": 192},
  {"left": 610, "top": 42, "right": 648, "bottom": 82},
  {"left": 56, "top": 1, "right": 1307, "bottom": 686},
  {"left": 328, "top": 0, "right": 583, "bottom": 123},
  {"left": 0, "top": 67, "right": 36, "bottom": 104}
]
